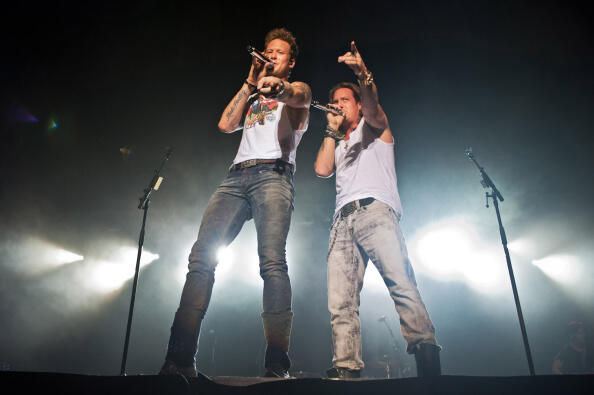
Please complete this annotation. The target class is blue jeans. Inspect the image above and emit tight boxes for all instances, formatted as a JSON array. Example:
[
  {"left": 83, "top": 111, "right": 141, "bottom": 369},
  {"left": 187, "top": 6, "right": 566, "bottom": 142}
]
[
  {"left": 166, "top": 163, "right": 295, "bottom": 369},
  {"left": 327, "top": 199, "right": 438, "bottom": 370}
]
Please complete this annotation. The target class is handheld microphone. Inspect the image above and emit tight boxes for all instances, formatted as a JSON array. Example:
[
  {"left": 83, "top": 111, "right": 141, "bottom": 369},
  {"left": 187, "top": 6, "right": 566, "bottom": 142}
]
[
  {"left": 247, "top": 45, "right": 275, "bottom": 65},
  {"left": 311, "top": 100, "right": 344, "bottom": 116}
]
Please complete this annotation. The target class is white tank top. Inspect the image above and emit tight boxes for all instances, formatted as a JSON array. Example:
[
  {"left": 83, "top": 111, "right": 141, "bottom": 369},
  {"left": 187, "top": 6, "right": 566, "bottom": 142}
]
[
  {"left": 334, "top": 117, "right": 403, "bottom": 220},
  {"left": 233, "top": 97, "right": 308, "bottom": 168}
]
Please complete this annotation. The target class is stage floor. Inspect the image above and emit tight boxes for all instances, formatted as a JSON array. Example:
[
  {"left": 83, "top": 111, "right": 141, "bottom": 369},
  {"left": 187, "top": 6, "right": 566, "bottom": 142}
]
[{"left": 1, "top": 371, "right": 592, "bottom": 395}]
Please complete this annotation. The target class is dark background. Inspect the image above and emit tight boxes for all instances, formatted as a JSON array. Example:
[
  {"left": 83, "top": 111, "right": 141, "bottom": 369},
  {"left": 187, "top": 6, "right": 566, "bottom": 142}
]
[{"left": 1, "top": 1, "right": 592, "bottom": 377}]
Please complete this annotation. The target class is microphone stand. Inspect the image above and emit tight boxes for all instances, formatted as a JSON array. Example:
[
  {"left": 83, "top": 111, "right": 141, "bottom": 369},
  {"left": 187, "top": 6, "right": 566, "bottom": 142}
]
[
  {"left": 465, "top": 148, "right": 535, "bottom": 376},
  {"left": 120, "top": 148, "right": 172, "bottom": 376}
]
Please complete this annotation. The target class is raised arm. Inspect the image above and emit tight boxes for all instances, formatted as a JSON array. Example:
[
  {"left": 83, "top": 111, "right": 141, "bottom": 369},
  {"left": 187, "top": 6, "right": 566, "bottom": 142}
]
[
  {"left": 218, "top": 57, "right": 269, "bottom": 133},
  {"left": 338, "top": 41, "right": 392, "bottom": 142}
]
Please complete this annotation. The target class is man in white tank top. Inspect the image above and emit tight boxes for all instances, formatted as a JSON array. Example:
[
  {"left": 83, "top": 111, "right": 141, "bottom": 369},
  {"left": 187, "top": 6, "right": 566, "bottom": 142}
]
[
  {"left": 160, "top": 28, "right": 311, "bottom": 379},
  {"left": 315, "top": 42, "right": 440, "bottom": 379}
]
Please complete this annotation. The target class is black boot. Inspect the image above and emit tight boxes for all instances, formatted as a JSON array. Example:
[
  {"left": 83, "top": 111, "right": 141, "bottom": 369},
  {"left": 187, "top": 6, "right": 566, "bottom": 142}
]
[
  {"left": 262, "top": 312, "right": 293, "bottom": 378},
  {"left": 414, "top": 343, "right": 441, "bottom": 377},
  {"left": 264, "top": 345, "right": 291, "bottom": 378},
  {"left": 159, "top": 359, "right": 198, "bottom": 378}
]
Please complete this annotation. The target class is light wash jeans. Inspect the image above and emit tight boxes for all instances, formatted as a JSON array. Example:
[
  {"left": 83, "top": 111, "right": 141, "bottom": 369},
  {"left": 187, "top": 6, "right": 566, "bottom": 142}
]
[
  {"left": 327, "top": 199, "right": 437, "bottom": 370},
  {"left": 166, "top": 162, "right": 294, "bottom": 369}
]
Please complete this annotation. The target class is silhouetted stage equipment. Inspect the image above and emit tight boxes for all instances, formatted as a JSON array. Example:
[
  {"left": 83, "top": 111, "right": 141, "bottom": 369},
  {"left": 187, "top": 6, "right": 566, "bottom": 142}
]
[
  {"left": 1, "top": 372, "right": 592, "bottom": 395},
  {"left": 465, "top": 146, "right": 535, "bottom": 376},
  {"left": 120, "top": 147, "right": 172, "bottom": 376}
]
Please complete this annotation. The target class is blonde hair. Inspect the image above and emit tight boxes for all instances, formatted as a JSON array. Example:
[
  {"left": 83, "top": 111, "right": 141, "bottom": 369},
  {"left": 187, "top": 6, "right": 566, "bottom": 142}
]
[{"left": 265, "top": 28, "right": 299, "bottom": 59}]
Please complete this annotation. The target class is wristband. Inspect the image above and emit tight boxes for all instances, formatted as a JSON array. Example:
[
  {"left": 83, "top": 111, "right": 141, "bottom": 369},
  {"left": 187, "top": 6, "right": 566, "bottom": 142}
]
[
  {"left": 324, "top": 126, "right": 345, "bottom": 141},
  {"left": 245, "top": 79, "right": 257, "bottom": 91},
  {"left": 270, "top": 80, "right": 286, "bottom": 98},
  {"left": 357, "top": 70, "right": 374, "bottom": 87}
]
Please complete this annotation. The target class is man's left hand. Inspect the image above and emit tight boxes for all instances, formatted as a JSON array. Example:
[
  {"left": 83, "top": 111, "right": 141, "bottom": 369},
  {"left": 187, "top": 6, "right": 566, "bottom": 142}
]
[
  {"left": 338, "top": 41, "right": 368, "bottom": 79},
  {"left": 257, "top": 76, "right": 285, "bottom": 97}
]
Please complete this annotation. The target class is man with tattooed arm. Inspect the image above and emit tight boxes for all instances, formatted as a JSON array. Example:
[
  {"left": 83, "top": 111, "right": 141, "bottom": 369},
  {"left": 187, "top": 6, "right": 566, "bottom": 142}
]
[{"left": 160, "top": 28, "right": 311, "bottom": 379}]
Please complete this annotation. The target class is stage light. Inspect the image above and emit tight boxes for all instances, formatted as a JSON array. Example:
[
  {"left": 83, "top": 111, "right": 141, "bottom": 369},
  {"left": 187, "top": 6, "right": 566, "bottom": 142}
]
[
  {"left": 115, "top": 246, "right": 159, "bottom": 268},
  {"left": 217, "top": 246, "right": 261, "bottom": 286},
  {"left": 412, "top": 222, "right": 473, "bottom": 278},
  {"left": 410, "top": 219, "right": 507, "bottom": 293},
  {"left": 214, "top": 246, "right": 234, "bottom": 282},
  {"left": 461, "top": 252, "right": 505, "bottom": 292},
  {"left": 217, "top": 246, "right": 233, "bottom": 266},
  {"left": 92, "top": 260, "right": 134, "bottom": 292},
  {"left": 16, "top": 239, "right": 85, "bottom": 273},
  {"left": 508, "top": 238, "right": 535, "bottom": 257},
  {"left": 177, "top": 263, "right": 189, "bottom": 285},
  {"left": 87, "top": 247, "right": 159, "bottom": 292},
  {"left": 43, "top": 248, "right": 84, "bottom": 266},
  {"left": 241, "top": 253, "right": 263, "bottom": 286},
  {"left": 532, "top": 254, "right": 582, "bottom": 285},
  {"left": 174, "top": 246, "right": 237, "bottom": 285}
]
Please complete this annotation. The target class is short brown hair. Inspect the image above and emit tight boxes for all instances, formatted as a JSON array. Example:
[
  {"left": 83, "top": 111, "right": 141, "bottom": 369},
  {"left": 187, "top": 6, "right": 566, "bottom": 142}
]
[
  {"left": 265, "top": 28, "right": 299, "bottom": 60},
  {"left": 329, "top": 82, "right": 361, "bottom": 103}
]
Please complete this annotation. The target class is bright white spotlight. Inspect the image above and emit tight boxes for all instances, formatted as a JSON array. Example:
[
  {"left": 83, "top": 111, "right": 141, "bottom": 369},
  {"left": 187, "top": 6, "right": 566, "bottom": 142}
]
[
  {"left": 175, "top": 246, "right": 237, "bottom": 285},
  {"left": 461, "top": 252, "right": 505, "bottom": 292},
  {"left": 217, "top": 246, "right": 233, "bottom": 266},
  {"left": 215, "top": 246, "right": 234, "bottom": 282},
  {"left": 177, "top": 264, "right": 189, "bottom": 285},
  {"left": 508, "top": 238, "right": 535, "bottom": 258},
  {"left": 91, "top": 261, "right": 134, "bottom": 292},
  {"left": 240, "top": 253, "right": 263, "bottom": 286},
  {"left": 115, "top": 246, "right": 159, "bottom": 268},
  {"left": 532, "top": 254, "right": 582, "bottom": 284},
  {"left": 410, "top": 219, "right": 507, "bottom": 293},
  {"left": 44, "top": 248, "right": 84, "bottom": 266},
  {"left": 87, "top": 247, "right": 159, "bottom": 292},
  {"left": 413, "top": 223, "right": 473, "bottom": 277}
]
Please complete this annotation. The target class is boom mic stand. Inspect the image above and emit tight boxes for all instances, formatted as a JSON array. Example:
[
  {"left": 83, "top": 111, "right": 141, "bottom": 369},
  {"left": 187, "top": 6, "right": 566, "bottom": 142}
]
[
  {"left": 120, "top": 147, "right": 172, "bottom": 376},
  {"left": 464, "top": 147, "right": 535, "bottom": 376}
]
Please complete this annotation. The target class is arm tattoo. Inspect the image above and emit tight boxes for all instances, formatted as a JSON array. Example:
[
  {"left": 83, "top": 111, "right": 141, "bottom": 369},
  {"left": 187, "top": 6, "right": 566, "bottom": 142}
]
[
  {"left": 225, "top": 87, "right": 248, "bottom": 121},
  {"left": 293, "top": 81, "right": 311, "bottom": 99}
]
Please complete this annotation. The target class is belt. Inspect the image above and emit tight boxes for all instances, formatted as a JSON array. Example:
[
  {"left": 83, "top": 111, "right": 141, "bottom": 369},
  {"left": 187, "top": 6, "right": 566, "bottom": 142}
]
[
  {"left": 230, "top": 159, "right": 292, "bottom": 172},
  {"left": 340, "top": 197, "right": 375, "bottom": 218}
]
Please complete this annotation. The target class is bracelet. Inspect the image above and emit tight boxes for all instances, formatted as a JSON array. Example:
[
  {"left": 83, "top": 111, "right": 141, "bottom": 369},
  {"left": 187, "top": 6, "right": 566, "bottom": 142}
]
[
  {"left": 270, "top": 80, "right": 286, "bottom": 98},
  {"left": 357, "top": 70, "right": 374, "bottom": 87},
  {"left": 324, "top": 126, "right": 345, "bottom": 141},
  {"left": 245, "top": 79, "right": 257, "bottom": 91}
]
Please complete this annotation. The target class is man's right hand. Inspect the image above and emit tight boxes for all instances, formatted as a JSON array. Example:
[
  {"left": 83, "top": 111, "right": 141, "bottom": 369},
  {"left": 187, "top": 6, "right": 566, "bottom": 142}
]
[{"left": 326, "top": 104, "right": 344, "bottom": 131}]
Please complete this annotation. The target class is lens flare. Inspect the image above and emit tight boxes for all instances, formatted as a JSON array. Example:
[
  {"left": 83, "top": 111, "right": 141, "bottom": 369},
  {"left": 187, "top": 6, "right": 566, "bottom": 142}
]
[{"left": 214, "top": 246, "right": 234, "bottom": 282}]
